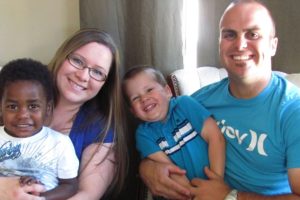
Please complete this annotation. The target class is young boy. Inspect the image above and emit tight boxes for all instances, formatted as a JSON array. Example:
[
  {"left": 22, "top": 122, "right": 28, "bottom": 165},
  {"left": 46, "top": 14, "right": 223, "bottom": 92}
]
[
  {"left": 0, "top": 58, "right": 79, "bottom": 199},
  {"left": 122, "top": 65, "right": 225, "bottom": 190}
]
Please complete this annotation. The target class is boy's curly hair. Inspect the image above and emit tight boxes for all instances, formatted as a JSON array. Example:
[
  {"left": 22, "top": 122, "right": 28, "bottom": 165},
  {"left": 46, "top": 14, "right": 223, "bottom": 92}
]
[{"left": 0, "top": 58, "right": 54, "bottom": 102}]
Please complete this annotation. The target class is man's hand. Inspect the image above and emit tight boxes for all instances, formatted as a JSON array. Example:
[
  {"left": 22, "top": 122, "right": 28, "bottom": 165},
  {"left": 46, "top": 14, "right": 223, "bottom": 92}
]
[
  {"left": 190, "top": 167, "right": 231, "bottom": 200},
  {"left": 139, "top": 159, "right": 191, "bottom": 199}
]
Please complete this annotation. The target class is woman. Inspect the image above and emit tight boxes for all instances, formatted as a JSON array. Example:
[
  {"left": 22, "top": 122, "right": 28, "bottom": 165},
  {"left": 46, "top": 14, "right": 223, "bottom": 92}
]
[
  {"left": 50, "top": 28, "right": 128, "bottom": 199},
  {"left": 0, "top": 29, "right": 128, "bottom": 200}
]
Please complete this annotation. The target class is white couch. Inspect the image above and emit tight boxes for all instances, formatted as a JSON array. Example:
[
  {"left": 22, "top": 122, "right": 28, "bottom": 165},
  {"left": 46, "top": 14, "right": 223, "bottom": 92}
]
[{"left": 168, "top": 66, "right": 300, "bottom": 96}]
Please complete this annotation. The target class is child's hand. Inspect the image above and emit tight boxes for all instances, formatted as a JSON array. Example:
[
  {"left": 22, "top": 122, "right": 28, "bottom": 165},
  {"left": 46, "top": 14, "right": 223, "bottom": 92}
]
[
  {"left": 19, "top": 176, "right": 41, "bottom": 186},
  {"left": 170, "top": 173, "right": 193, "bottom": 199},
  {"left": 19, "top": 176, "right": 43, "bottom": 196}
]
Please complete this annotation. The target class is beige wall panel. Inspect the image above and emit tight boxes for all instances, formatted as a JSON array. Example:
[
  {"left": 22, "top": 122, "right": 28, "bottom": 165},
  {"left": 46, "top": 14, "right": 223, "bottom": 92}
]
[{"left": 0, "top": 0, "right": 79, "bottom": 65}]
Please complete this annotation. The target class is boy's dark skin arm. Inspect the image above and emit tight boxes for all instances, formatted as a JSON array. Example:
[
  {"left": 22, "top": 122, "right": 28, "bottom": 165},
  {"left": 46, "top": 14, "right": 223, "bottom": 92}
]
[
  {"left": 21, "top": 176, "right": 78, "bottom": 200},
  {"left": 41, "top": 178, "right": 78, "bottom": 200}
]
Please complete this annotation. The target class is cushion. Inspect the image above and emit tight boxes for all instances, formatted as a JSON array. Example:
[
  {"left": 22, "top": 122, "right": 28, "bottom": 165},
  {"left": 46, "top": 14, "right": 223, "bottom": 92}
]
[{"left": 168, "top": 66, "right": 300, "bottom": 96}]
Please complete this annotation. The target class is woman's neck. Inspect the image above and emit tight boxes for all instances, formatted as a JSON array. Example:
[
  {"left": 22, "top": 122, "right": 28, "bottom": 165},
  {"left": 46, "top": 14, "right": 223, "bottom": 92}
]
[{"left": 49, "top": 99, "right": 83, "bottom": 135}]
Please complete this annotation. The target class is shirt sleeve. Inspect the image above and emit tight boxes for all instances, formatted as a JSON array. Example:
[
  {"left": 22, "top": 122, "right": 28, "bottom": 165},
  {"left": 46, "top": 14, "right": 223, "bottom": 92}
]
[
  {"left": 176, "top": 95, "right": 211, "bottom": 132},
  {"left": 135, "top": 125, "right": 161, "bottom": 159},
  {"left": 283, "top": 100, "right": 300, "bottom": 168},
  {"left": 57, "top": 134, "right": 80, "bottom": 179}
]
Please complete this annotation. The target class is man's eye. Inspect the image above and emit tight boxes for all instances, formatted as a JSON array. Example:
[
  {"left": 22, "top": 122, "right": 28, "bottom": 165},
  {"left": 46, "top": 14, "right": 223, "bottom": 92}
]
[
  {"left": 246, "top": 32, "right": 260, "bottom": 40},
  {"left": 222, "top": 31, "right": 236, "bottom": 40},
  {"left": 146, "top": 88, "right": 153, "bottom": 93}
]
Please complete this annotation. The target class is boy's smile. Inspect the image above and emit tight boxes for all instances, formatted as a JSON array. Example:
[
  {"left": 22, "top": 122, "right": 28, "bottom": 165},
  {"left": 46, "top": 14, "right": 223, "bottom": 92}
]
[{"left": 1, "top": 81, "right": 49, "bottom": 138}]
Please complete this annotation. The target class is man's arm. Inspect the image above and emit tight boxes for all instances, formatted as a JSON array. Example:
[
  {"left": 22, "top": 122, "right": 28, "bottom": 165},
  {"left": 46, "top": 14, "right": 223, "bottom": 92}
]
[
  {"left": 190, "top": 167, "right": 300, "bottom": 200},
  {"left": 139, "top": 158, "right": 191, "bottom": 199},
  {"left": 237, "top": 168, "right": 300, "bottom": 200},
  {"left": 148, "top": 151, "right": 192, "bottom": 190}
]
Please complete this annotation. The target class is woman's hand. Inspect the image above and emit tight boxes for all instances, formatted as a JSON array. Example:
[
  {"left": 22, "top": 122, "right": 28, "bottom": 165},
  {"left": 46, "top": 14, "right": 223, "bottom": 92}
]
[
  {"left": 0, "top": 176, "right": 46, "bottom": 200},
  {"left": 139, "top": 159, "right": 191, "bottom": 199}
]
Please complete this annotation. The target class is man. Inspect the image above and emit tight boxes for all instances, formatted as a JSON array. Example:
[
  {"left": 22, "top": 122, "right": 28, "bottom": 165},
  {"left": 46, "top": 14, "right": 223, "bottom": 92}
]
[{"left": 139, "top": 0, "right": 300, "bottom": 199}]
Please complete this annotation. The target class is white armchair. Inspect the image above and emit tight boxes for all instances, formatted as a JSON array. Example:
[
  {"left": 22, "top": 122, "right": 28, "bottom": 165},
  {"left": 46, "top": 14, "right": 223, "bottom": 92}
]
[{"left": 168, "top": 66, "right": 300, "bottom": 96}]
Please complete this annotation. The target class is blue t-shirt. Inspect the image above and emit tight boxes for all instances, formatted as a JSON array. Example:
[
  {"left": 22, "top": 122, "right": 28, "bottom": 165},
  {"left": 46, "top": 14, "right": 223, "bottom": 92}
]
[
  {"left": 192, "top": 73, "right": 300, "bottom": 195},
  {"left": 136, "top": 95, "right": 211, "bottom": 180},
  {"left": 69, "top": 104, "right": 114, "bottom": 160}
]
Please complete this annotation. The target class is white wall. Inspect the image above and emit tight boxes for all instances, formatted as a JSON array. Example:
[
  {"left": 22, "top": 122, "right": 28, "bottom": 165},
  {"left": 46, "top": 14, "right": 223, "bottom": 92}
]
[{"left": 0, "top": 0, "right": 79, "bottom": 66}]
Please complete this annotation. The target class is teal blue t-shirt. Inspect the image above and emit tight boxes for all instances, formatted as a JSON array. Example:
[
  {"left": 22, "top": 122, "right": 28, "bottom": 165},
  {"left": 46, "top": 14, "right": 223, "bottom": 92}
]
[
  {"left": 192, "top": 73, "right": 300, "bottom": 195},
  {"left": 136, "top": 95, "right": 211, "bottom": 180}
]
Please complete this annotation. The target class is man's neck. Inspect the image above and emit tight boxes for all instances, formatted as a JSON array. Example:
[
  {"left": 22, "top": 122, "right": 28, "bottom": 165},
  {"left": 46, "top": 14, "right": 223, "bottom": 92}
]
[{"left": 228, "top": 73, "right": 272, "bottom": 99}]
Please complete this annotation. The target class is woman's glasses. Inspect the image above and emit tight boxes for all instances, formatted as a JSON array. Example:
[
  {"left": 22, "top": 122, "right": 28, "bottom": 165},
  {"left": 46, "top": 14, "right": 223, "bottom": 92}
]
[{"left": 67, "top": 54, "right": 107, "bottom": 82}]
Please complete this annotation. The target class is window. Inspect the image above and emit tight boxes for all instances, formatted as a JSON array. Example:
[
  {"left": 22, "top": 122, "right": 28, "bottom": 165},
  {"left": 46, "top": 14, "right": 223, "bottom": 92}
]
[{"left": 181, "top": 1, "right": 199, "bottom": 69}]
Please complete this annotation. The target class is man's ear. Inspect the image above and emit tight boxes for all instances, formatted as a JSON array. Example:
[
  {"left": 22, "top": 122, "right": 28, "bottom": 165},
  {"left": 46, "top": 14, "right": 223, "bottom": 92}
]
[{"left": 271, "top": 37, "right": 278, "bottom": 57}]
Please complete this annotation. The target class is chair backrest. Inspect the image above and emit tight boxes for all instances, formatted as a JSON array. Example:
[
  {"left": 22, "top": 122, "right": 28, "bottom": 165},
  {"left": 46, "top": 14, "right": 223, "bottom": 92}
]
[
  {"left": 168, "top": 66, "right": 227, "bottom": 96},
  {"left": 168, "top": 66, "right": 300, "bottom": 96},
  {"left": 286, "top": 73, "right": 300, "bottom": 87}
]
